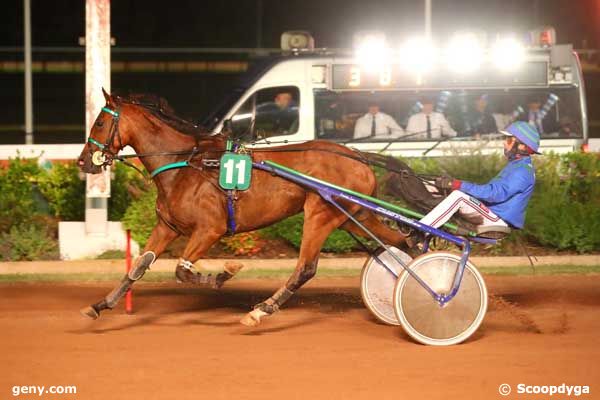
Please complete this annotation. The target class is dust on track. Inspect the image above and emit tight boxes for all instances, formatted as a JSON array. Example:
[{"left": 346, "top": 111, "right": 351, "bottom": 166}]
[{"left": 0, "top": 274, "right": 599, "bottom": 400}]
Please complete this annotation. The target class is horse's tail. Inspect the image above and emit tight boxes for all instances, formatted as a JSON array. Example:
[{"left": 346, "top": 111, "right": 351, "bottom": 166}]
[{"left": 360, "top": 152, "right": 441, "bottom": 213}]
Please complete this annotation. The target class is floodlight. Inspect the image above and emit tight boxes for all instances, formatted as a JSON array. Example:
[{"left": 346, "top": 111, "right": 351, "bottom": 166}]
[
  {"left": 398, "top": 37, "right": 437, "bottom": 74},
  {"left": 445, "top": 33, "right": 484, "bottom": 73},
  {"left": 491, "top": 37, "right": 525, "bottom": 70},
  {"left": 354, "top": 33, "right": 391, "bottom": 72}
]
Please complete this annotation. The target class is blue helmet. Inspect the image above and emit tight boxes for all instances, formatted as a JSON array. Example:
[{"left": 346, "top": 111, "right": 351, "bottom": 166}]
[{"left": 502, "top": 121, "right": 541, "bottom": 154}]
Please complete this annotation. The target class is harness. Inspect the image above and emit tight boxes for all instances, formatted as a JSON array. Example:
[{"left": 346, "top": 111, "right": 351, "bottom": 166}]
[{"left": 87, "top": 106, "right": 246, "bottom": 236}]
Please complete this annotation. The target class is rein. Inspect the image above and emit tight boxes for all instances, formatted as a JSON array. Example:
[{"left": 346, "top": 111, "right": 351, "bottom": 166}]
[
  {"left": 87, "top": 106, "right": 209, "bottom": 179},
  {"left": 88, "top": 106, "right": 432, "bottom": 186}
]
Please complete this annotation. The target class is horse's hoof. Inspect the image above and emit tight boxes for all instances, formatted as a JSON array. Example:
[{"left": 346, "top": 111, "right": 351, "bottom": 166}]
[
  {"left": 240, "top": 309, "right": 268, "bottom": 327},
  {"left": 224, "top": 261, "right": 244, "bottom": 276},
  {"left": 80, "top": 305, "right": 99, "bottom": 320}
]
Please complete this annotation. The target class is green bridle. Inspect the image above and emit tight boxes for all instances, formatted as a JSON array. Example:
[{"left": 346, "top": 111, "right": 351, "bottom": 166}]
[
  {"left": 87, "top": 106, "right": 123, "bottom": 167},
  {"left": 87, "top": 105, "right": 202, "bottom": 178}
]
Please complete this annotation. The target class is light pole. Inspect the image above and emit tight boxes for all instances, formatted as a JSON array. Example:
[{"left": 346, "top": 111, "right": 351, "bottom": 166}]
[
  {"left": 425, "top": 0, "right": 432, "bottom": 39},
  {"left": 23, "top": 0, "right": 33, "bottom": 144},
  {"left": 256, "top": 0, "right": 263, "bottom": 48}
]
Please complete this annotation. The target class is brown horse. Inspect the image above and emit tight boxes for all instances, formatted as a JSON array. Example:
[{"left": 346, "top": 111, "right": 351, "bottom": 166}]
[{"left": 78, "top": 90, "right": 408, "bottom": 326}]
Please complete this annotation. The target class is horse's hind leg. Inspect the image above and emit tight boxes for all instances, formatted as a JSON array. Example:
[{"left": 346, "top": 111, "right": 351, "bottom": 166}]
[
  {"left": 80, "top": 221, "right": 179, "bottom": 319},
  {"left": 240, "top": 194, "right": 351, "bottom": 327},
  {"left": 340, "top": 210, "right": 412, "bottom": 252}
]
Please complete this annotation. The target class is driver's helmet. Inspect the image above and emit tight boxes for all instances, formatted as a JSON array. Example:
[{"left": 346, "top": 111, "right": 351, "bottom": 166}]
[{"left": 501, "top": 121, "right": 541, "bottom": 154}]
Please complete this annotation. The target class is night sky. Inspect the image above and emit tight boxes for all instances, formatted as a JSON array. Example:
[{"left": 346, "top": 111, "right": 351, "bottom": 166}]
[
  {"left": 1, "top": 0, "right": 599, "bottom": 143},
  {"left": 2, "top": 0, "right": 599, "bottom": 49}
]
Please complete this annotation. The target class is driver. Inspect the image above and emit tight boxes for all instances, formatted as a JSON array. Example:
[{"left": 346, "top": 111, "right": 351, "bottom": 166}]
[{"left": 419, "top": 121, "right": 539, "bottom": 231}]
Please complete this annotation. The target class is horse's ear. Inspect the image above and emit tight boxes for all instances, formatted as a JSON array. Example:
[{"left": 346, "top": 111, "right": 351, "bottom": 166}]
[{"left": 101, "top": 87, "right": 114, "bottom": 106}]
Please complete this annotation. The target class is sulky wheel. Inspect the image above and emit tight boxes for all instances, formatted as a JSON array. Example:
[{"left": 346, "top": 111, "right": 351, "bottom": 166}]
[
  {"left": 393, "top": 251, "right": 487, "bottom": 346},
  {"left": 360, "top": 246, "right": 413, "bottom": 325}
]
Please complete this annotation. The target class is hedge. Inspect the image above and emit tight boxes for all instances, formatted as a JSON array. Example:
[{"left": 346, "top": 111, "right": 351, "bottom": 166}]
[{"left": 1, "top": 151, "right": 599, "bottom": 259}]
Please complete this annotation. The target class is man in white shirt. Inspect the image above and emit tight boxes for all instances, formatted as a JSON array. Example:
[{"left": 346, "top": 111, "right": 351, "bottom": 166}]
[
  {"left": 406, "top": 97, "right": 456, "bottom": 140},
  {"left": 353, "top": 102, "right": 404, "bottom": 139}
]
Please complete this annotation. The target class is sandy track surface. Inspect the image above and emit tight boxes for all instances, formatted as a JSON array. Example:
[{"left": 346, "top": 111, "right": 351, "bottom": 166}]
[{"left": 1, "top": 275, "right": 599, "bottom": 399}]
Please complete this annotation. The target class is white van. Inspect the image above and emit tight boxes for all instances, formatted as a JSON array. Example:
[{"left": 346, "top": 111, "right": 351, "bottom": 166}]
[{"left": 205, "top": 30, "right": 588, "bottom": 157}]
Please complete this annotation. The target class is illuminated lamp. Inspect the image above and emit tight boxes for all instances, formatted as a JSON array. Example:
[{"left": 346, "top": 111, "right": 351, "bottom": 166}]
[
  {"left": 491, "top": 37, "right": 525, "bottom": 70},
  {"left": 353, "top": 31, "right": 391, "bottom": 72},
  {"left": 398, "top": 37, "right": 437, "bottom": 74},
  {"left": 539, "top": 27, "right": 556, "bottom": 47},
  {"left": 445, "top": 33, "right": 484, "bottom": 73},
  {"left": 528, "top": 26, "right": 557, "bottom": 47}
]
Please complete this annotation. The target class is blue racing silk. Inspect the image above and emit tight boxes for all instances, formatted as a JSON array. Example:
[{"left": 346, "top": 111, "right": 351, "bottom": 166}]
[{"left": 459, "top": 157, "right": 535, "bottom": 228}]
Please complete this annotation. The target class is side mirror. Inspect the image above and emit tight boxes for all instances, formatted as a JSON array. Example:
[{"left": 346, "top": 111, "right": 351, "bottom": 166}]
[{"left": 222, "top": 118, "right": 233, "bottom": 134}]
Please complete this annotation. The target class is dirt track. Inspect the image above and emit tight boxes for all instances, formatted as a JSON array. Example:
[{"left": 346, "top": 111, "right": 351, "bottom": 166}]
[{"left": 1, "top": 275, "right": 599, "bottom": 400}]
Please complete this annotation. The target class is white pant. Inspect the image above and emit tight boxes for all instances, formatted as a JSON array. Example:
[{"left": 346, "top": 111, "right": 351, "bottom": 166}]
[{"left": 419, "top": 190, "right": 508, "bottom": 229}]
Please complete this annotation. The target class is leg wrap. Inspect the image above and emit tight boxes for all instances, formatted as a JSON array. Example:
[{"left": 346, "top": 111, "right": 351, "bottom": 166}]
[
  {"left": 105, "top": 276, "right": 133, "bottom": 309},
  {"left": 128, "top": 251, "right": 156, "bottom": 281},
  {"left": 213, "top": 262, "right": 243, "bottom": 288},
  {"left": 104, "top": 251, "right": 155, "bottom": 309},
  {"left": 176, "top": 258, "right": 240, "bottom": 289},
  {"left": 254, "top": 286, "right": 295, "bottom": 314}
]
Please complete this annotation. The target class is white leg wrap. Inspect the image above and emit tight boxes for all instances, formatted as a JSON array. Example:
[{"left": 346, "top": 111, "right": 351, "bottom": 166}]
[
  {"left": 240, "top": 308, "right": 269, "bottom": 327},
  {"left": 128, "top": 251, "right": 156, "bottom": 281},
  {"left": 178, "top": 258, "right": 196, "bottom": 272}
]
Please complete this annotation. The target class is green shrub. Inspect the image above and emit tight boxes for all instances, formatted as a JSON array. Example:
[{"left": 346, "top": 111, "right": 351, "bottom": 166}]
[
  {"left": 37, "top": 162, "right": 85, "bottom": 221},
  {"left": 0, "top": 157, "right": 46, "bottom": 231},
  {"left": 405, "top": 152, "right": 505, "bottom": 183},
  {"left": 261, "top": 213, "right": 358, "bottom": 253},
  {"left": 96, "top": 249, "right": 126, "bottom": 259},
  {"left": 121, "top": 187, "right": 158, "bottom": 247},
  {"left": 524, "top": 153, "right": 600, "bottom": 252},
  {"left": 0, "top": 221, "right": 59, "bottom": 261},
  {"left": 109, "top": 163, "right": 148, "bottom": 221}
]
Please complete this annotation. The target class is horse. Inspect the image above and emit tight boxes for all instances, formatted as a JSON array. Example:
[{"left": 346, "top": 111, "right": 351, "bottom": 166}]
[{"left": 78, "top": 90, "right": 416, "bottom": 326}]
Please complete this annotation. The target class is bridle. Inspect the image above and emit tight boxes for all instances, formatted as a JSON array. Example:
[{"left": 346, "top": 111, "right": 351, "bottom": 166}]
[
  {"left": 86, "top": 105, "right": 202, "bottom": 177},
  {"left": 87, "top": 106, "right": 124, "bottom": 168}
]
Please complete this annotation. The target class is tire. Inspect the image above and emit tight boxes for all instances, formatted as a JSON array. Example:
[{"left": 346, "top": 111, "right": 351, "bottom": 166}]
[
  {"left": 360, "top": 246, "right": 413, "bottom": 325},
  {"left": 393, "top": 251, "right": 488, "bottom": 346}
]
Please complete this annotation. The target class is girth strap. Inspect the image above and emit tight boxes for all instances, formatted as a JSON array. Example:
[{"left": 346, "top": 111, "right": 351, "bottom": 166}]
[{"left": 226, "top": 190, "right": 237, "bottom": 235}]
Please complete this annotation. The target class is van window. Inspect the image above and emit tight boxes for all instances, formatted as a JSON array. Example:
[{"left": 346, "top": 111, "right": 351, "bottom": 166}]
[
  {"left": 230, "top": 86, "right": 300, "bottom": 141},
  {"left": 314, "top": 88, "right": 582, "bottom": 142}
]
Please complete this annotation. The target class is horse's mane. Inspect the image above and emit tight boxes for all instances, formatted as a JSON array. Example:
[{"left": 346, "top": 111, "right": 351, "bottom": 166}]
[{"left": 113, "top": 92, "right": 212, "bottom": 137}]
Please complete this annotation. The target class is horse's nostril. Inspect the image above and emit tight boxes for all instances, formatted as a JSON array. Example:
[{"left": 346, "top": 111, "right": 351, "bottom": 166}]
[{"left": 77, "top": 159, "right": 85, "bottom": 167}]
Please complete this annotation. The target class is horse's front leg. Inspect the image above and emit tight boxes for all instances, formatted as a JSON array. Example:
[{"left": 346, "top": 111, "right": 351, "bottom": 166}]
[
  {"left": 173, "top": 226, "right": 238, "bottom": 288},
  {"left": 80, "top": 221, "right": 179, "bottom": 319}
]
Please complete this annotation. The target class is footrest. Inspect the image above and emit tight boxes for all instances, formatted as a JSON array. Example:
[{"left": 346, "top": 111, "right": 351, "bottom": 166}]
[{"left": 476, "top": 225, "right": 512, "bottom": 239}]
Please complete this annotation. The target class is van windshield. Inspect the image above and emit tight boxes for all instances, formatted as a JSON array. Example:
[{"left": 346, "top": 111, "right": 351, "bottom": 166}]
[{"left": 314, "top": 87, "right": 582, "bottom": 142}]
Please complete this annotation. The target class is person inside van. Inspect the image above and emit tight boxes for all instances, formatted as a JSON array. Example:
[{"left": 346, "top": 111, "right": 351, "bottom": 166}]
[
  {"left": 353, "top": 101, "right": 404, "bottom": 139},
  {"left": 255, "top": 91, "right": 299, "bottom": 135},
  {"left": 520, "top": 95, "right": 557, "bottom": 136},
  {"left": 406, "top": 96, "right": 456, "bottom": 140},
  {"left": 468, "top": 94, "right": 497, "bottom": 137}
]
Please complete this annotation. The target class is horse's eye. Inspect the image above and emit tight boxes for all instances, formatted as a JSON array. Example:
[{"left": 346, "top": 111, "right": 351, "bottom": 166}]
[{"left": 95, "top": 120, "right": 104, "bottom": 127}]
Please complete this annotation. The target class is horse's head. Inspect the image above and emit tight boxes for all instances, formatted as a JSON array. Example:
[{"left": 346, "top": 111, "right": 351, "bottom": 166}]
[{"left": 78, "top": 88, "right": 129, "bottom": 174}]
